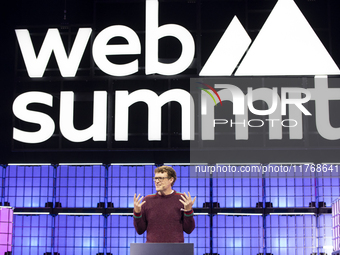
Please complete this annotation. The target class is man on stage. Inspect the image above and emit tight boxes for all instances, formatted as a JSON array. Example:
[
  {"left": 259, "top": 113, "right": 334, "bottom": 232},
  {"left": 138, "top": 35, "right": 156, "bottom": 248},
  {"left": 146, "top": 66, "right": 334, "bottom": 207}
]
[{"left": 133, "top": 166, "right": 196, "bottom": 243}]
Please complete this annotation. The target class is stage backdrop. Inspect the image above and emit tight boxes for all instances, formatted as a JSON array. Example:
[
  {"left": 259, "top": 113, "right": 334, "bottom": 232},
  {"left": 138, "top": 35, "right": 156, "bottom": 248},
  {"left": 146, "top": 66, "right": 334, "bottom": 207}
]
[{"left": 1, "top": 0, "right": 340, "bottom": 164}]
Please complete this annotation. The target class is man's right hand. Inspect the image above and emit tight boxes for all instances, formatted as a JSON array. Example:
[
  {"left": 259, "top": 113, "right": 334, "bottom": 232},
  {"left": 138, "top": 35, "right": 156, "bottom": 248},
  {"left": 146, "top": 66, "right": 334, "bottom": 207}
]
[{"left": 134, "top": 193, "right": 146, "bottom": 213}]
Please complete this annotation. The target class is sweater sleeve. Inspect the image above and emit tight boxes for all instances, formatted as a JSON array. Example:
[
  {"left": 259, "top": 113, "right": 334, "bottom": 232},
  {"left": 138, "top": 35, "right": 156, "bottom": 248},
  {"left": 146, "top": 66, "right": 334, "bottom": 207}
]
[
  {"left": 133, "top": 202, "right": 147, "bottom": 235},
  {"left": 183, "top": 209, "right": 195, "bottom": 234}
]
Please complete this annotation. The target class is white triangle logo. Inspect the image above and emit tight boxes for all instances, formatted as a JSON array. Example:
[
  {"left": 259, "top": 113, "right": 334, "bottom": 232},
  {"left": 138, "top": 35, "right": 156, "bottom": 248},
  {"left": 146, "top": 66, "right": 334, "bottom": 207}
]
[
  {"left": 199, "top": 16, "right": 251, "bottom": 76},
  {"left": 235, "top": 0, "right": 340, "bottom": 76}
]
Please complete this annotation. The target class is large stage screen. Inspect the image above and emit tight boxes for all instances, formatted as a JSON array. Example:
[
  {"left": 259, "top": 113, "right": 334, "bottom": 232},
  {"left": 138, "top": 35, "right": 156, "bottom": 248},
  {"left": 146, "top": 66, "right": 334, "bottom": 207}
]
[{"left": 1, "top": 0, "right": 340, "bottom": 164}]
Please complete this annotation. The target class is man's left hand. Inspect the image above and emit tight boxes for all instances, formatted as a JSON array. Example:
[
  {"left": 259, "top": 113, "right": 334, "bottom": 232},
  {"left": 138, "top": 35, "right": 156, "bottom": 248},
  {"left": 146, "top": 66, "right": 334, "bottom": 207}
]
[{"left": 179, "top": 192, "right": 196, "bottom": 212}]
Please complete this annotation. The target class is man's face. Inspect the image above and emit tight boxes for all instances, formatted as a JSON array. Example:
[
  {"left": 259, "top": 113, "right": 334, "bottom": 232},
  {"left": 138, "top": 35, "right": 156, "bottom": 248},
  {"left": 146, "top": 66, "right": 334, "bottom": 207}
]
[{"left": 154, "top": 172, "right": 173, "bottom": 192}]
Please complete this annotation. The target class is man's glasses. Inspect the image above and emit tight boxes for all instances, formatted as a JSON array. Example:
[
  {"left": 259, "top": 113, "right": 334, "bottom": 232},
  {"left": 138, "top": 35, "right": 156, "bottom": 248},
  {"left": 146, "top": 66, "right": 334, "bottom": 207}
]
[{"left": 152, "top": 177, "right": 169, "bottom": 182}]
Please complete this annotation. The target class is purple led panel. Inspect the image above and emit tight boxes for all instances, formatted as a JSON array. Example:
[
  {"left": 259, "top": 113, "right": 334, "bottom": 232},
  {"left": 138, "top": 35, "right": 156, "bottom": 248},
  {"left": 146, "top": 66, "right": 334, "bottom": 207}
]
[{"left": 0, "top": 207, "right": 13, "bottom": 255}]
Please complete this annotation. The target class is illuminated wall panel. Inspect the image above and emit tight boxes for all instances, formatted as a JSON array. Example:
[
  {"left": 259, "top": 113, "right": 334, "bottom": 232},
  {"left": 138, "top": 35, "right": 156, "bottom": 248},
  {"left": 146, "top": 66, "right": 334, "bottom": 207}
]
[
  {"left": 56, "top": 166, "right": 106, "bottom": 208},
  {"left": 317, "top": 178, "right": 340, "bottom": 207},
  {"left": 266, "top": 215, "right": 317, "bottom": 255},
  {"left": 107, "top": 215, "right": 146, "bottom": 255},
  {"left": 12, "top": 215, "right": 53, "bottom": 255},
  {"left": 54, "top": 215, "right": 105, "bottom": 255},
  {"left": 184, "top": 215, "right": 210, "bottom": 255},
  {"left": 5, "top": 166, "right": 54, "bottom": 207},
  {"left": 213, "top": 176, "right": 262, "bottom": 208},
  {"left": 108, "top": 165, "right": 154, "bottom": 208},
  {"left": 265, "top": 178, "right": 316, "bottom": 208},
  {"left": 318, "top": 214, "right": 333, "bottom": 255},
  {"left": 0, "top": 207, "right": 13, "bottom": 255},
  {"left": 0, "top": 164, "right": 336, "bottom": 255},
  {"left": 214, "top": 215, "right": 263, "bottom": 255}
]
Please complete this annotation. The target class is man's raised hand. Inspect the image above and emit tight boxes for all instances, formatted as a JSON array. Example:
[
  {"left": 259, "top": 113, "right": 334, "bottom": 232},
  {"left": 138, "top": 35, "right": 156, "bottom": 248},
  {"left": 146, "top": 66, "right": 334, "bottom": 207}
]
[
  {"left": 179, "top": 192, "right": 196, "bottom": 212},
  {"left": 134, "top": 193, "right": 146, "bottom": 213}
]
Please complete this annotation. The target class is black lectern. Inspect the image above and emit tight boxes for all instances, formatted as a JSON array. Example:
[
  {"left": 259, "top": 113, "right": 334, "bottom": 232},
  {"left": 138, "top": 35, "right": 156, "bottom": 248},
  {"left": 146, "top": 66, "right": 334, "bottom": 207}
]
[{"left": 130, "top": 243, "right": 194, "bottom": 255}]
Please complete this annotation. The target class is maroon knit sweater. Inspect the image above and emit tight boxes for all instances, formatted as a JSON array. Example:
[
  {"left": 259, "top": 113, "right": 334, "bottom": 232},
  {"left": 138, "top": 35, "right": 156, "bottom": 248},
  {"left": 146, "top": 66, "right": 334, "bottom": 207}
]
[{"left": 133, "top": 190, "right": 195, "bottom": 243}]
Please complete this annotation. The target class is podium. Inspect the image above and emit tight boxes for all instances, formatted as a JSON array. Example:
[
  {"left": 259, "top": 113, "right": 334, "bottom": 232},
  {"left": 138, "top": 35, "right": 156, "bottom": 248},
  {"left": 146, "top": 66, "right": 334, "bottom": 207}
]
[{"left": 130, "top": 243, "right": 194, "bottom": 255}]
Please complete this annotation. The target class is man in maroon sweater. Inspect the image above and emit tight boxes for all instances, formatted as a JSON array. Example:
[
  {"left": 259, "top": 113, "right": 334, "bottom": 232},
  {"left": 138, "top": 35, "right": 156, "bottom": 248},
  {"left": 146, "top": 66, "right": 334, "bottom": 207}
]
[{"left": 133, "top": 166, "right": 196, "bottom": 243}]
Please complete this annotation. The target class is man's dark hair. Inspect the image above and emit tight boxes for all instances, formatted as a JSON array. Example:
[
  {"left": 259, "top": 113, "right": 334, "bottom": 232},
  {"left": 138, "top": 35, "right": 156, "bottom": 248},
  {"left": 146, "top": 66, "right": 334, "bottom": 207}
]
[{"left": 154, "top": 166, "right": 177, "bottom": 187}]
